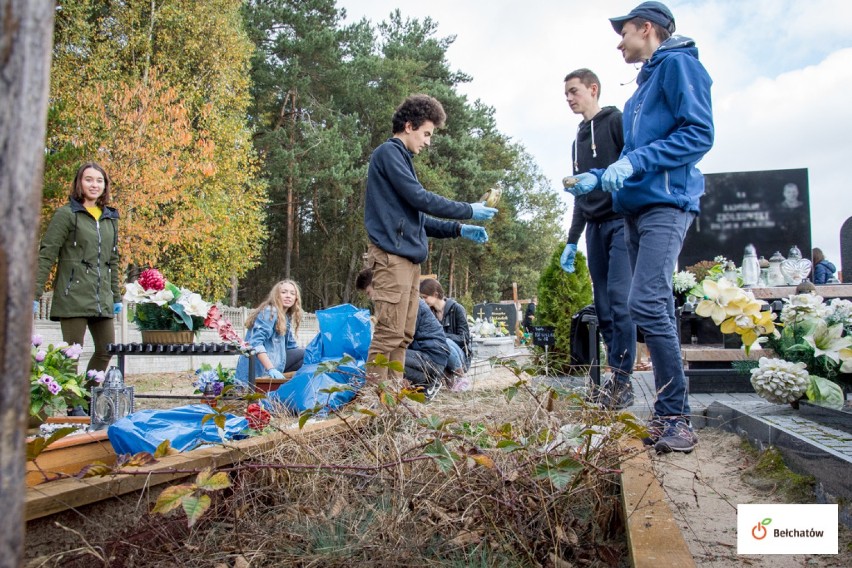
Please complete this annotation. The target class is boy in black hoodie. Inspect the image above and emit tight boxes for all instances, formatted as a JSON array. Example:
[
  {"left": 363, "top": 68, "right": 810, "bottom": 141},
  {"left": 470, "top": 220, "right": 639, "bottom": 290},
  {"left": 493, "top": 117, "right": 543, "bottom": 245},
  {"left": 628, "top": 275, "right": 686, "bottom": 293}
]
[{"left": 562, "top": 68, "right": 636, "bottom": 409}]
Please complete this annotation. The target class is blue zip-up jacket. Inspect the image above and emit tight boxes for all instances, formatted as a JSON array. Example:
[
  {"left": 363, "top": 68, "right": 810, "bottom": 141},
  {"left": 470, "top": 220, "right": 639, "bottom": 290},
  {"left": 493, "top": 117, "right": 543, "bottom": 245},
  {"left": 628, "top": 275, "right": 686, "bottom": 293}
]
[
  {"left": 814, "top": 260, "right": 837, "bottom": 284},
  {"left": 604, "top": 36, "right": 714, "bottom": 215},
  {"left": 365, "top": 137, "right": 472, "bottom": 264},
  {"left": 235, "top": 307, "right": 298, "bottom": 384}
]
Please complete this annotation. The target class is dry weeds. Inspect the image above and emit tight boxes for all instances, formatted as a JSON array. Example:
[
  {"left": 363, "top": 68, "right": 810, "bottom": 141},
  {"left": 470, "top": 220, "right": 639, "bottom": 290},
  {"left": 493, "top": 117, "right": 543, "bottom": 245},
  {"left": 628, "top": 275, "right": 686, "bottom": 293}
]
[{"left": 26, "top": 375, "right": 640, "bottom": 567}]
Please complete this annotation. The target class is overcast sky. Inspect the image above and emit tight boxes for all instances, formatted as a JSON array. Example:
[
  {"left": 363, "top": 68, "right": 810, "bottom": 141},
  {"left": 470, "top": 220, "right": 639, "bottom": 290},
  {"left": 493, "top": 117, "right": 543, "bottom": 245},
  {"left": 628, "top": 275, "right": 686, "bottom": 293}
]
[{"left": 338, "top": 0, "right": 852, "bottom": 273}]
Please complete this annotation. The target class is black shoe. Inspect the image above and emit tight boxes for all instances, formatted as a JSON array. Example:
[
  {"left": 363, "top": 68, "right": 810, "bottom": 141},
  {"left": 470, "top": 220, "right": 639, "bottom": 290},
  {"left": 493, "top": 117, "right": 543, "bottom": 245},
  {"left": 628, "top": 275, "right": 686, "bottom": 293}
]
[
  {"left": 642, "top": 417, "right": 665, "bottom": 446},
  {"left": 596, "top": 379, "right": 635, "bottom": 410},
  {"left": 653, "top": 418, "right": 698, "bottom": 454}
]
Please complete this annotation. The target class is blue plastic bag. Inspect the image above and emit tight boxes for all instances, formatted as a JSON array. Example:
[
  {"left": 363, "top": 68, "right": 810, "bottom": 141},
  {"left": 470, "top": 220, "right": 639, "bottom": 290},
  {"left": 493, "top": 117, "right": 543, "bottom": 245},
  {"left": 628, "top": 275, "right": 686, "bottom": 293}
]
[
  {"left": 266, "top": 362, "right": 364, "bottom": 414},
  {"left": 108, "top": 404, "right": 248, "bottom": 455},
  {"left": 267, "top": 304, "right": 370, "bottom": 414},
  {"left": 303, "top": 303, "right": 372, "bottom": 365}
]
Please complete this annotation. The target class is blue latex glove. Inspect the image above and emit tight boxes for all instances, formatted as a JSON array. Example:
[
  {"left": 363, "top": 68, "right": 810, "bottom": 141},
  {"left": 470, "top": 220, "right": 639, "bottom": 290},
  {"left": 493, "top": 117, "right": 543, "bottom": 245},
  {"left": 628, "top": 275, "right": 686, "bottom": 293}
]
[
  {"left": 460, "top": 224, "right": 488, "bottom": 243},
  {"left": 113, "top": 302, "right": 123, "bottom": 314},
  {"left": 33, "top": 300, "right": 39, "bottom": 315},
  {"left": 564, "top": 172, "right": 599, "bottom": 197},
  {"left": 267, "top": 368, "right": 285, "bottom": 379},
  {"left": 601, "top": 157, "right": 634, "bottom": 192},
  {"left": 560, "top": 243, "right": 578, "bottom": 273},
  {"left": 470, "top": 202, "right": 498, "bottom": 220}
]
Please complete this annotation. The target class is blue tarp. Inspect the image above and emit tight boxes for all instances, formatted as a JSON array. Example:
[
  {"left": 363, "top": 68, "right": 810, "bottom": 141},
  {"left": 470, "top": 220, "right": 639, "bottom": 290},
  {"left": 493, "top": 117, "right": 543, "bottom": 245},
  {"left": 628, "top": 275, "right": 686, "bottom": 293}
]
[
  {"left": 108, "top": 404, "right": 248, "bottom": 455},
  {"left": 266, "top": 304, "right": 370, "bottom": 414}
]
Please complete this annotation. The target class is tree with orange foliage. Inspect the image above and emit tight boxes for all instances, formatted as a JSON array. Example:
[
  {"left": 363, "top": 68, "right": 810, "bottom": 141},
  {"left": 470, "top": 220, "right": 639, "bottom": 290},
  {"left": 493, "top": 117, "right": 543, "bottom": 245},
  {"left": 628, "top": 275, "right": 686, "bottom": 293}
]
[{"left": 45, "top": 0, "right": 266, "bottom": 300}]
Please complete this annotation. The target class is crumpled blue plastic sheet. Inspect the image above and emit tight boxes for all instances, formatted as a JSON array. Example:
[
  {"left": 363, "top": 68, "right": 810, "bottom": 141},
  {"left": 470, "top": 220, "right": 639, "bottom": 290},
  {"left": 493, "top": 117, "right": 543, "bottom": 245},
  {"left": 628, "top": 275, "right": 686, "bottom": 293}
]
[
  {"left": 107, "top": 403, "right": 248, "bottom": 455},
  {"left": 303, "top": 303, "right": 372, "bottom": 365},
  {"left": 266, "top": 303, "right": 370, "bottom": 415}
]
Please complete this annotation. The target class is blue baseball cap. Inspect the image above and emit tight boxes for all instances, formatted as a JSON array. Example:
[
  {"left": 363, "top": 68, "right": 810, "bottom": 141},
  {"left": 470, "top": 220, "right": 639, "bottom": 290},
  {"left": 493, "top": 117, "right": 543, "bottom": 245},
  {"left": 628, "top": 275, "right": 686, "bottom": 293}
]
[{"left": 609, "top": 1, "right": 676, "bottom": 34}]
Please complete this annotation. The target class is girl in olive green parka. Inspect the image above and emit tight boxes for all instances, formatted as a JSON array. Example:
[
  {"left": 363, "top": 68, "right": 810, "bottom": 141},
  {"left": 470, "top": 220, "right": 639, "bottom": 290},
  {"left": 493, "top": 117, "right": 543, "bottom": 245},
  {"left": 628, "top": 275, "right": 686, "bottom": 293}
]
[{"left": 35, "top": 162, "right": 121, "bottom": 379}]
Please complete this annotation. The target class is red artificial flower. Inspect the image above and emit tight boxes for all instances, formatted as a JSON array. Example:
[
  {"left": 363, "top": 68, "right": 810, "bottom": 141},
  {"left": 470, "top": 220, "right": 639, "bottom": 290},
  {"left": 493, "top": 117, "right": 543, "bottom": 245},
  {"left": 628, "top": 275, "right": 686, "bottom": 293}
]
[
  {"left": 246, "top": 403, "right": 271, "bottom": 430},
  {"left": 138, "top": 268, "right": 166, "bottom": 291}
]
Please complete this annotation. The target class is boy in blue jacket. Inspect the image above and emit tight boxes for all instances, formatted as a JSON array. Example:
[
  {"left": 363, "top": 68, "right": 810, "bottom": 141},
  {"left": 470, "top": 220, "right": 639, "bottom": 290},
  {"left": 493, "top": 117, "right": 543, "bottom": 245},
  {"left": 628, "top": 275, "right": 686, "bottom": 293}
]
[
  {"left": 363, "top": 94, "right": 497, "bottom": 386},
  {"left": 567, "top": 2, "right": 714, "bottom": 453}
]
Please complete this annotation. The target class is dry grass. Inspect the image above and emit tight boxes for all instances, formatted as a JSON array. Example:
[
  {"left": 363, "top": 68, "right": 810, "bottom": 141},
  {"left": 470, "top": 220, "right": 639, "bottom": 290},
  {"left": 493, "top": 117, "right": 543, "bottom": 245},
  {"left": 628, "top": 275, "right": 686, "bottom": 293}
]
[{"left": 27, "top": 376, "right": 641, "bottom": 567}]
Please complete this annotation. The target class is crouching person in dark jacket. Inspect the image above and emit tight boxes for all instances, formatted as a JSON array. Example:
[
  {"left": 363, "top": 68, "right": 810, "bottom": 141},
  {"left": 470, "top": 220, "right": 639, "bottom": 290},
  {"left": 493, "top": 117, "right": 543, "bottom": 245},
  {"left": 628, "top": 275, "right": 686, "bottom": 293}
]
[{"left": 357, "top": 268, "right": 447, "bottom": 400}]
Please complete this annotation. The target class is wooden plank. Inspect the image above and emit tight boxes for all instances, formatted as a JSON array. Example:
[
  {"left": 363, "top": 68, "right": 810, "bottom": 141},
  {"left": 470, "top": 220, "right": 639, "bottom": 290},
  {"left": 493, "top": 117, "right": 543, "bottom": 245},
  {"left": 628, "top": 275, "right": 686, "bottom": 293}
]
[
  {"left": 620, "top": 438, "right": 695, "bottom": 568},
  {"left": 26, "top": 431, "right": 115, "bottom": 487},
  {"left": 25, "top": 414, "right": 367, "bottom": 521}
]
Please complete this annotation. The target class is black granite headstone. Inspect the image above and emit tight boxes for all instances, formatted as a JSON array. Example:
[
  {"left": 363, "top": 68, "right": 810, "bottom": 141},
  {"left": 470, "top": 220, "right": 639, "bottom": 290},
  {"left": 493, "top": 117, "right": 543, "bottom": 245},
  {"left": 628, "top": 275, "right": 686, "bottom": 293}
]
[
  {"left": 841, "top": 216, "right": 852, "bottom": 283},
  {"left": 680, "top": 168, "right": 811, "bottom": 268},
  {"left": 472, "top": 302, "right": 519, "bottom": 333}
]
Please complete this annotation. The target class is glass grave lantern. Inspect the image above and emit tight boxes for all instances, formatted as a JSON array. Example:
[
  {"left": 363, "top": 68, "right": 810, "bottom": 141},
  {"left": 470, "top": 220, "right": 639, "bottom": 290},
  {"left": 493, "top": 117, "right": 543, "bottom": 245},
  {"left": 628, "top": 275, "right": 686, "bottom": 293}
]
[
  {"left": 90, "top": 366, "right": 134, "bottom": 430},
  {"left": 780, "top": 245, "right": 812, "bottom": 286},
  {"left": 767, "top": 251, "right": 787, "bottom": 287}
]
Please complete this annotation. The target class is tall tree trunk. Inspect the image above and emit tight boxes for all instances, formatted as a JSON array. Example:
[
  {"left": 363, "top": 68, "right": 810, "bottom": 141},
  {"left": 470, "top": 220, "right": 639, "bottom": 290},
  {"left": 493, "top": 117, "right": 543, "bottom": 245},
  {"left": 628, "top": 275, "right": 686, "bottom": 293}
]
[
  {"left": 142, "top": 0, "right": 156, "bottom": 84},
  {"left": 284, "top": 89, "right": 297, "bottom": 279},
  {"left": 230, "top": 274, "right": 238, "bottom": 306},
  {"left": 448, "top": 251, "right": 455, "bottom": 297},
  {"left": 0, "top": 1, "right": 54, "bottom": 564}
]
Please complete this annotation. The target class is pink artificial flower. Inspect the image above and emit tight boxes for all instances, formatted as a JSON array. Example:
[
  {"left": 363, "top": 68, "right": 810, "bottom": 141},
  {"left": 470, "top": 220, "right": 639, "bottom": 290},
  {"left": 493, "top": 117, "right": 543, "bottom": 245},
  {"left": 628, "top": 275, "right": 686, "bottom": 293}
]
[
  {"left": 138, "top": 268, "right": 166, "bottom": 291},
  {"left": 87, "top": 369, "right": 106, "bottom": 383},
  {"left": 32, "top": 334, "right": 44, "bottom": 347},
  {"left": 204, "top": 305, "right": 221, "bottom": 328},
  {"left": 47, "top": 381, "right": 62, "bottom": 395},
  {"left": 35, "top": 350, "right": 47, "bottom": 362},
  {"left": 63, "top": 343, "right": 84, "bottom": 360},
  {"left": 38, "top": 374, "right": 53, "bottom": 385}
]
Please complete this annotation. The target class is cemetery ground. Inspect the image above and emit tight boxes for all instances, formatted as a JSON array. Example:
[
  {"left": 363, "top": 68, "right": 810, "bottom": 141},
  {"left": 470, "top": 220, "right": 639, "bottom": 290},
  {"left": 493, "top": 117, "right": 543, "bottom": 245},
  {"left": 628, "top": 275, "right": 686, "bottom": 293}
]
[{"left": 23, "top": 368, "right": 852, "bottom": 567}]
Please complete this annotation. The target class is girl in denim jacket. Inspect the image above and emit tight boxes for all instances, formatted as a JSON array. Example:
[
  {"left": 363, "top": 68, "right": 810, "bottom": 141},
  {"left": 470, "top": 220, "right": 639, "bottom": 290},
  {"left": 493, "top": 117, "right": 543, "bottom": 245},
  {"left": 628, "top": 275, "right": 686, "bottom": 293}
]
[{"left": 235, "top": 280, "right": 305, "bottom": 385}]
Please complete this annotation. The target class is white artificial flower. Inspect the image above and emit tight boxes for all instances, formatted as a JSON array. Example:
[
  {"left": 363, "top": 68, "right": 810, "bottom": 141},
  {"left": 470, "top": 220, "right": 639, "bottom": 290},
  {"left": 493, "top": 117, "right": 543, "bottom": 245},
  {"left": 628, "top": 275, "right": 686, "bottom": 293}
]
[
  {"left": 150, "top": 288, "right": 175, "bottom": 306},
  {"left": 780, "top": 293, "right": 828, "bottom": 325},
  {"left": 123, "top": 281, "right": 152, "bottom": 303},
  {"left": 826, "top": 298, "right": 852, "bottom": 328},
  {"left": 177, "top": 289, "right": 211, "bottom": 317},
  {"left": 672, "top": 270, "right": 697, "bottom": 294},
  {"left": 749, "top": 357, "right": 810, "bottom": 404},
  {"left": 804, "top": 321, "right": 852, "bottom": 364}
]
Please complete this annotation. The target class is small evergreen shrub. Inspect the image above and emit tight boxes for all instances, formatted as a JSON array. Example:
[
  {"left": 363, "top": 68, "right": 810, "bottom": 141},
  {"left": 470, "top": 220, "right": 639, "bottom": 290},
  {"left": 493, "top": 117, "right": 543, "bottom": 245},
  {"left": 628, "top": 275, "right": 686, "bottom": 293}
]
[{"left": 534, "top": 245, "right": 594, "bottom": 374}]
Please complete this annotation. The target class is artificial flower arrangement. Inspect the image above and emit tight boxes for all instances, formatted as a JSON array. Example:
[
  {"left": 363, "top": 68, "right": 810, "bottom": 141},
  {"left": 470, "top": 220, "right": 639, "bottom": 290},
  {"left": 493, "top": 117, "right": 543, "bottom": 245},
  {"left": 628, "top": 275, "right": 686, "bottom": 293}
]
[
  {"left": 30, "top": 334, "right": 94, "bottom": 418},
  {"left": 690, "top": 276, "right": 851, "bottom": 407},
  {"left": 193, "top": 362, "right": 237, "bottom": 396},
  {"left": 469, "top": 317, "right": 509, "bottom": 338},
  {"left": 123, "top": 268, "right": 212, "bottom": 333},
  {"left": 672, "top": 270, "right": 697, "bottom": 295}
]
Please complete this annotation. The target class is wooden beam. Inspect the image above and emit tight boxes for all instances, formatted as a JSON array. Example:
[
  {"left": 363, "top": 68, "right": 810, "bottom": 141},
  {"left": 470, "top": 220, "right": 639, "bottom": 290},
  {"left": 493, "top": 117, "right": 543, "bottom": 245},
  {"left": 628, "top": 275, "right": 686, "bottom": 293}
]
[
  {"left": 25, "top": 414, "right": 366, "bottom": 521},
  {"left": 620, "top": 438, "right": 695, "bottom": 567}
]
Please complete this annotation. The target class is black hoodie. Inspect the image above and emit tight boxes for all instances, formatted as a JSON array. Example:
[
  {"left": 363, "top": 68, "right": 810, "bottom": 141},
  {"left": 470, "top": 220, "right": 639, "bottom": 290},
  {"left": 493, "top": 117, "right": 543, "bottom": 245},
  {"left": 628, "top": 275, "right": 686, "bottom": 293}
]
[{"left": 567, "top": 106, "right": 624, "bottom": 245}]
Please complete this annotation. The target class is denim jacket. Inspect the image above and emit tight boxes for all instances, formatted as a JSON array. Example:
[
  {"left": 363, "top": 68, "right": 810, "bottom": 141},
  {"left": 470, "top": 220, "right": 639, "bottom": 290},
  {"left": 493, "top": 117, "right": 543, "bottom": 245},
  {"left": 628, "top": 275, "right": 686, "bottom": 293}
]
[{"left": 235, "top": 307, "right": 298, "bottom": 384}]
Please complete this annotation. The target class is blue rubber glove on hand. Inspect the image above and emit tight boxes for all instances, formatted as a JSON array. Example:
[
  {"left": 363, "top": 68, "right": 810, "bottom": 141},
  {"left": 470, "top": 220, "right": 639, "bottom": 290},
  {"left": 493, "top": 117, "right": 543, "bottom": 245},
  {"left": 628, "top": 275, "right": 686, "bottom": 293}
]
[
  {"left": 560, "top": 243, "right": 578, "bottom": 273},
  {"left": 565, "top": 172, "right": 600, "bottom": 197},
  {"left": 267, "top": 368, "right": 285, "bottom": 379},
  {"left": 601, "top": 157, "right": 633, "bottom": 192},
  {"left": 33, "top": 300, "right": 39, "bottom": 315},
  {"left": 114, "top": 302, "right": 123, "bottom": 314},
  {"left": 460, "top": 224, "right": 489, "bottom": 243},
  {"left": 470, "top": 202, "right": 498, "bottom": 220}
]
